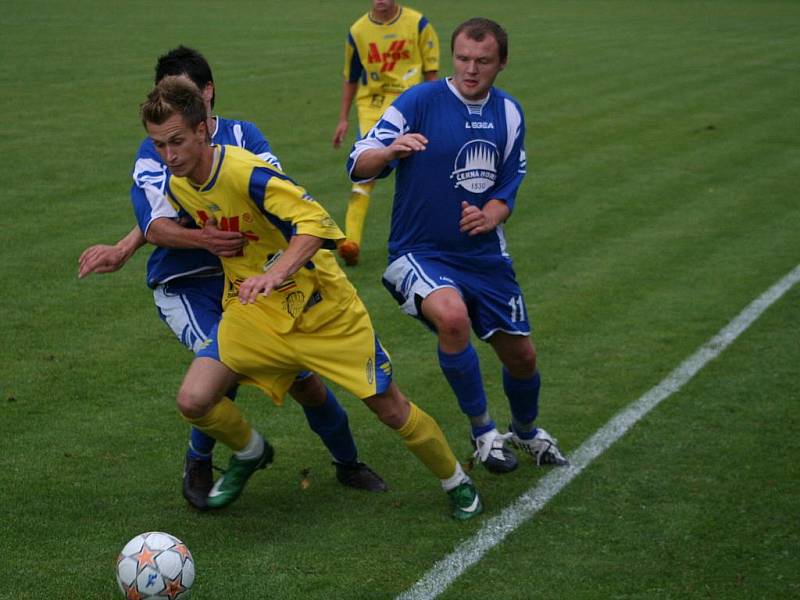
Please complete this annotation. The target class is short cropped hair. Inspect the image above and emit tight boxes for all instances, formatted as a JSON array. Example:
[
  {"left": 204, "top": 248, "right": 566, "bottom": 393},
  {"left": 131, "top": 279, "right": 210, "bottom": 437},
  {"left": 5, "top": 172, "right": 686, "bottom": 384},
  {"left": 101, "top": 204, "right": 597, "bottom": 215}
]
[
  {"left": 140, "top": 75, "right": 207, "bottom": 131},
  {"left": 451, "top": 18, "right": 508, "bottom": 63},
  {"left": 155, "top": 45, "right": 216, "bottom": 109}
]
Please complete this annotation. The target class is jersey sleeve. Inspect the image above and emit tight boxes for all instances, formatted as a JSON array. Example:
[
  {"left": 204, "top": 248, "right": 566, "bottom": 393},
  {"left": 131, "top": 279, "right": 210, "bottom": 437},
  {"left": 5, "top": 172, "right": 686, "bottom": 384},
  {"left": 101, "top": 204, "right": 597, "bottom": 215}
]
[
  {"left": 343, "top": 32, "right": 364, "bottom": 84},
  {"left": 491, "top": 98, "right": 527, "bottom": 212},
  {"left": 248, "top": 167, "right": 344, "bottom": 249},
  {"left": 130, "top": 140, "right": 179, "bottom": 236},
  {"left": 418, "top": 16, "right": 440, "bottom": 74},
  {"left": 238, "top": 121, "right": 282, "bottom": 170},
  {"left": 346, "top": 89, "right": 418, "bottom": 182}
]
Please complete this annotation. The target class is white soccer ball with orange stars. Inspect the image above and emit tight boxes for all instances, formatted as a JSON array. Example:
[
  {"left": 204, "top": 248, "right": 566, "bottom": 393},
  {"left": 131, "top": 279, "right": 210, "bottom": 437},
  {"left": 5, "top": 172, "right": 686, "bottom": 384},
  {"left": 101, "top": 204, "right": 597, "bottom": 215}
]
[{"left": 116, "top": 531, "right": 195, "bottom": 599}]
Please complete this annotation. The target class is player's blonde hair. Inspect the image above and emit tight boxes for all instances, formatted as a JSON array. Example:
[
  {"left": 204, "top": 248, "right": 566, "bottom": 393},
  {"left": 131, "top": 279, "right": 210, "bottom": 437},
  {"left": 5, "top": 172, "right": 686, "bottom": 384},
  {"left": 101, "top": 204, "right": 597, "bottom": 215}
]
[{"left": 140, "top": 75, "right": 206, "bottom": 131}]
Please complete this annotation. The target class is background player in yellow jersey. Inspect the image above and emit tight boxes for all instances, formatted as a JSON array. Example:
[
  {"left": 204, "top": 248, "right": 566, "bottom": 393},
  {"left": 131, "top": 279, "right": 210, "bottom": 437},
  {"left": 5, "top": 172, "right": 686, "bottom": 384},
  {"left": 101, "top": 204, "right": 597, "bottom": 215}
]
[
  {"left": 332, "top": 0, "right": 439, "bottom": 266},
  {"left": 140, "top": 76, "right": 483, "bottom": 520}
]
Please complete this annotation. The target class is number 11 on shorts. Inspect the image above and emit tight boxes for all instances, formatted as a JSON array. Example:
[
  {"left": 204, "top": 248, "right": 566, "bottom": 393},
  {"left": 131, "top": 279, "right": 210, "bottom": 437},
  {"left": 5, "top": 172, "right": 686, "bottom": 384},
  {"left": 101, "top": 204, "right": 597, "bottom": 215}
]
[{"left": 508, "top": 295, "right": 526, "bottom": 322}]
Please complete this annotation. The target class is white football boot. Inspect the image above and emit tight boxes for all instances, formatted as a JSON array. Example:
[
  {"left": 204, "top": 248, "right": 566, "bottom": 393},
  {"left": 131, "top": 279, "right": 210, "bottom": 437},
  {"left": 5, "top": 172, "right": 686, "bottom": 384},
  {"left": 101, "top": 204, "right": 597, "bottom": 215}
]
[
  {"left": 471, "top": 428, "right": 518, "bottom": 473},
  {"left": 508, "top": 426, "right": 569, "bottom": 466}
]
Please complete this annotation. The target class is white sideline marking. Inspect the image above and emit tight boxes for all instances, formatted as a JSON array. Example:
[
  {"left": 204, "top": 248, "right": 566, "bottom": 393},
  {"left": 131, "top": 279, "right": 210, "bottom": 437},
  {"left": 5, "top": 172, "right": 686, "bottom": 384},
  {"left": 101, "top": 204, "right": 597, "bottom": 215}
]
[{"left": 397, "top": 264, "right": 800, "bottom": 600}]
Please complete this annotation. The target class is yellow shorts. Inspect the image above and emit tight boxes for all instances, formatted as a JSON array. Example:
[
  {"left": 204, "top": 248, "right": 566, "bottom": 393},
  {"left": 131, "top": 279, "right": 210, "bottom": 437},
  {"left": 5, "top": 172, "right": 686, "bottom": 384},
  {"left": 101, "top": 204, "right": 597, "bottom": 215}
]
[
  {"left": 357, "top": 99, "right": 395, "bottom": 138},
  {"left": 216, "top": 293, "right": 392, "bottom": 404}
]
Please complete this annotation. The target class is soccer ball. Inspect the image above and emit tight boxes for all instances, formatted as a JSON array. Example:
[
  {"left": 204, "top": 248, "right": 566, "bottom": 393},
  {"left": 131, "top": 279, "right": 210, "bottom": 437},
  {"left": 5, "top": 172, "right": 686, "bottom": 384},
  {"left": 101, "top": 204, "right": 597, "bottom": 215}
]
[{"left": 116, "top": 531, "right": 195, "bottom": 599}]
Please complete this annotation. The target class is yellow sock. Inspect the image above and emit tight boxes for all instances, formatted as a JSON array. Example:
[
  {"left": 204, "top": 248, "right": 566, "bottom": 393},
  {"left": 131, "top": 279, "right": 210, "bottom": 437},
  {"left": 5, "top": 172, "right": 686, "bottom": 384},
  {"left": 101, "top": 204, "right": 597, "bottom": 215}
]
[
  {"left": 345, "top": 181, "right": 374, "bottom": 246},
  {"left": 182, "top": 397, "right": 251, "bottom": 451},
  {"left": 397, "top": 402, "right": 459, "bottom": 480}
]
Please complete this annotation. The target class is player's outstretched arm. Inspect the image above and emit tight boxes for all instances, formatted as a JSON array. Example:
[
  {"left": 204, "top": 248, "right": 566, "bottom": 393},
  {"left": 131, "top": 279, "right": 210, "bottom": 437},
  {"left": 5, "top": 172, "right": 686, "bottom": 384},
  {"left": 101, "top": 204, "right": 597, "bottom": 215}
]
[
  {"left": 147, "top": 217, "right": 246, "bottom": 257},
  {"left": 238, "top": 234, "right": 325, "bottom": 304},
  {"left": 78, "top": 225, "right": 146, "bottom": 278},
  {"left": 351, "top": 133, "right": 429, "bottom": 179}
]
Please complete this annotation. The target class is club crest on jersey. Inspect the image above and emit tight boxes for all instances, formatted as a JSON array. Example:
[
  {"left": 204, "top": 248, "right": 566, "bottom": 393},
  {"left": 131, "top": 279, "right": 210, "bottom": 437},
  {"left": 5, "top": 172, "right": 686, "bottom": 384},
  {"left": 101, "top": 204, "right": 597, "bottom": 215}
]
[
  {"left": 283, "top": 290, "right": 306, "bottom": 317},
  {"left": 450, "top": 140, "right": 499, "bottom": 194}
]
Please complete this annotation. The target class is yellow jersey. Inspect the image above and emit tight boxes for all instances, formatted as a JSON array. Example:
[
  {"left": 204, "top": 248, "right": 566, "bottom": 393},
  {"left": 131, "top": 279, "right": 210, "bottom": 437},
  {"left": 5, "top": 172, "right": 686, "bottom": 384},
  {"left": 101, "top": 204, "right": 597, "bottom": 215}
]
[
  {"left": 166, "top": 145, "right": 353, "bottom": 335},
  {"left": 344, "top": 5, "right": 439, "bottom": 112}
]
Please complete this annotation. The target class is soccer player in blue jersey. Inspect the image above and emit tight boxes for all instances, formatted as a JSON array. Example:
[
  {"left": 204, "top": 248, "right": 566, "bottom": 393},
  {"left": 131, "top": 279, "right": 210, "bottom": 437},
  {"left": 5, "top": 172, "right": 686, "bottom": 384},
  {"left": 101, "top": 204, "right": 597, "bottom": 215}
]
[
  {"left": 78, "top": 46, "right": 386, "bottom": 509},
  {"left": 348, "top": 18, "right": 568, "bottom": 473}
]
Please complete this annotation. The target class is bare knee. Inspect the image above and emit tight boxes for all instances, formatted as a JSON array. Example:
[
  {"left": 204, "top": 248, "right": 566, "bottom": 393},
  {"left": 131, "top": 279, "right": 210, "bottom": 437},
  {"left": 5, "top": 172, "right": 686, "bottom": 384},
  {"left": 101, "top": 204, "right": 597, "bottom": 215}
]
[
  {"left": 177, "top": 357, "right": 238, "bottom": 419},
  {"left": 423, "top": 293, "right": 471, "bottom": 351},
  {"left": 507, "top": 355, "right": 536, "bottom": 378},
  {"left": 436, "top": 311, "right": 471, "bottom": 348},
  {"left": 288, "top": 374, "right": 328, "bottom": 408},
  {"left": 177, "top": 384, "right": 216, "bottom": 419},
  {"left": 498, "top": 340, "right": 537, "bottom": 378},
  {"left": 363, "top": 384, "right": 410, "bottom": 429}
]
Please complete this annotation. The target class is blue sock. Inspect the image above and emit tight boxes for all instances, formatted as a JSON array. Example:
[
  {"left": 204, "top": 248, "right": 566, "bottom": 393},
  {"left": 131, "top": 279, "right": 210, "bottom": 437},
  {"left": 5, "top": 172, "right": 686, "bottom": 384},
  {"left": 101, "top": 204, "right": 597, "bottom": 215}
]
[
  {"left": 438, "top": 345, "right": 494, "bottom": 437},
  {"left": 186, "top": 386, "right": 238, "bottom": 461},
  {"left": 187, "top": 428, "right": 215, "bottom": 461},
  {"left": 302, "top": 389, "right": 358, "bottom": 464},
  {"left": 504, "top": 368, "right": 540, "bottom": 440}
]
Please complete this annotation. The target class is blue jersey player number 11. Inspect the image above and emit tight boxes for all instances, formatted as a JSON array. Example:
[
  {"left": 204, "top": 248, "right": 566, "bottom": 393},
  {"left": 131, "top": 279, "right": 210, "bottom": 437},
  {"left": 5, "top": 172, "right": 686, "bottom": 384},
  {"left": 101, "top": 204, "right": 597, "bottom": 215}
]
[{"left": 349, "top": 17, "right": 569, "bottom": 474}]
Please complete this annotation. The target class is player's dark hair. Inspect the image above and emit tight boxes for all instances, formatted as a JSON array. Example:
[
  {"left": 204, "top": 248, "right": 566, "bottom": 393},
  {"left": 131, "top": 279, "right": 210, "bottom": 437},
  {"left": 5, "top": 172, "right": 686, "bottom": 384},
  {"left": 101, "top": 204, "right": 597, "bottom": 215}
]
[
  {"left": 140, "top": 76, "right": 207, "bottom": 135},
  {"left": 155, "top": 45, "right": 216, "bottom": 109},
  {"left": 451, "top": 18, "right": 508, "bottom": 63}
]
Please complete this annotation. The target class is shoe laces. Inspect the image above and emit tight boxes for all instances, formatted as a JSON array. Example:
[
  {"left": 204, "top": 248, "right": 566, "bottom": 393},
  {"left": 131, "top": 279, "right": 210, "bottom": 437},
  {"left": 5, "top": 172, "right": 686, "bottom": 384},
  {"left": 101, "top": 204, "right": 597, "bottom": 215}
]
[
  {"left": 473, "top": 429, "right": 513, "bottom": 463},
  {"left": 510, "top": 428, "right": 554, "bottom": 463},
  {"left": 532, "top": 432, "right": 567, "bottom": 466}
]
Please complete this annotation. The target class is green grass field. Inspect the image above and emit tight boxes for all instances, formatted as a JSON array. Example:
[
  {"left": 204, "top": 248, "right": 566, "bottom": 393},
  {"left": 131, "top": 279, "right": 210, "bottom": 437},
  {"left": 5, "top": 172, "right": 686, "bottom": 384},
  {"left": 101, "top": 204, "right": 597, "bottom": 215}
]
[{"left": 1, "top": 1, "right": 799, "bottom": 598}]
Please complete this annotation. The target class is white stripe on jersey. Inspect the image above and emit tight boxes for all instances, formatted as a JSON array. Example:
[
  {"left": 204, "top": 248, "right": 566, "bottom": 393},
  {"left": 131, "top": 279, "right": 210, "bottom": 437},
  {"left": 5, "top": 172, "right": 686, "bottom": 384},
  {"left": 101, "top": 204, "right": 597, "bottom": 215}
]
[
  {"left": 216, "top": 121, "right": 282, "bottom": 169},
  {"left": 503, "top": 98, "right": 523, "bottom": 164},
  {"left": 371, "top": 105, "right": 408, "bottom": 142},
  {"left": 232, "top": 122, "right": 245, "bottom": 147},
  {"left": 348, "top": 105, "right": 408, "bottom": 182},
  {"left": 133, "top": 157, "right": 167, "bottom": 189},
  {"left": 255, "top": 151, "right": 282, "bottom": 169},
  {"left": 496, "top": 223, "right": 510, "bottom": 258},
  {"left": 132, "top": 157, "right": 179, "bottom": 228}
]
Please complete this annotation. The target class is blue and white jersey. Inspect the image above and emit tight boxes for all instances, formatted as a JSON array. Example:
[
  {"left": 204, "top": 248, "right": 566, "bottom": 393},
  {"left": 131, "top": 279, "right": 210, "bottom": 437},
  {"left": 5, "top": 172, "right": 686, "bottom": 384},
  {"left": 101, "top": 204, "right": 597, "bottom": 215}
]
[
  {"left": 131, "top": 116, "right": 282, "bottom": 288},
  {"left": 348, "top": 78, "right": 526, "bottom": 266}
]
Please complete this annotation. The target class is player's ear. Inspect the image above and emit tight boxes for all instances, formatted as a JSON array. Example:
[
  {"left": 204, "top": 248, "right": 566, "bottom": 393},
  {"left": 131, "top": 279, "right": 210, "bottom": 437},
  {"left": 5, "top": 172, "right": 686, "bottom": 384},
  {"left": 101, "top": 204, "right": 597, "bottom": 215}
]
[
  {"left": 194, "top": 120, "right": 208, "bottom": 142},
  {"left": 202, "top": 82, "right": 214, "bottom": 106}
]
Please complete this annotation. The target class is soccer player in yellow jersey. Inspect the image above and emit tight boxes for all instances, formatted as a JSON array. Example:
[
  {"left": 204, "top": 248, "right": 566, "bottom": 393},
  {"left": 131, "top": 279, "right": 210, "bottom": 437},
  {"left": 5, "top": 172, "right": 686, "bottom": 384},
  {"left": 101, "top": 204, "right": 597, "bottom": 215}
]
[
  {"left": 140, "top": 76, "right": 482, "bottom": 520},
  {"left": 332, "top": 0, "right": 439, "bottom": 266}
]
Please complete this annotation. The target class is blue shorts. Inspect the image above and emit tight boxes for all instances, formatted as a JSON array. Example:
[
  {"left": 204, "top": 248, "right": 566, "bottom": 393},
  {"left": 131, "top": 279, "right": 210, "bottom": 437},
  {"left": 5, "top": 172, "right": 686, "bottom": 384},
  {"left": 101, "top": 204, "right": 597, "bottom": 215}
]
[
  {"left": 382, "top": 253, "right": 531, "bottom": 340},
  {"left": 154, "top": 275, "right": 225, "bottom": 353}
]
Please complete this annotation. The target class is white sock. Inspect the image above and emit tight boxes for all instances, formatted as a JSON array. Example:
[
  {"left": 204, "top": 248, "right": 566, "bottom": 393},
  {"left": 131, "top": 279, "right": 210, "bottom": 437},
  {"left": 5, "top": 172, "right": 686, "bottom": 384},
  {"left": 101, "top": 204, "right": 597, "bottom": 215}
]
[
  {"left": 235, "top": 430, "right": 264, "bottom": 460},
  {"left": 440, "top": 462, "right": 469, "bottom": 492}
]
